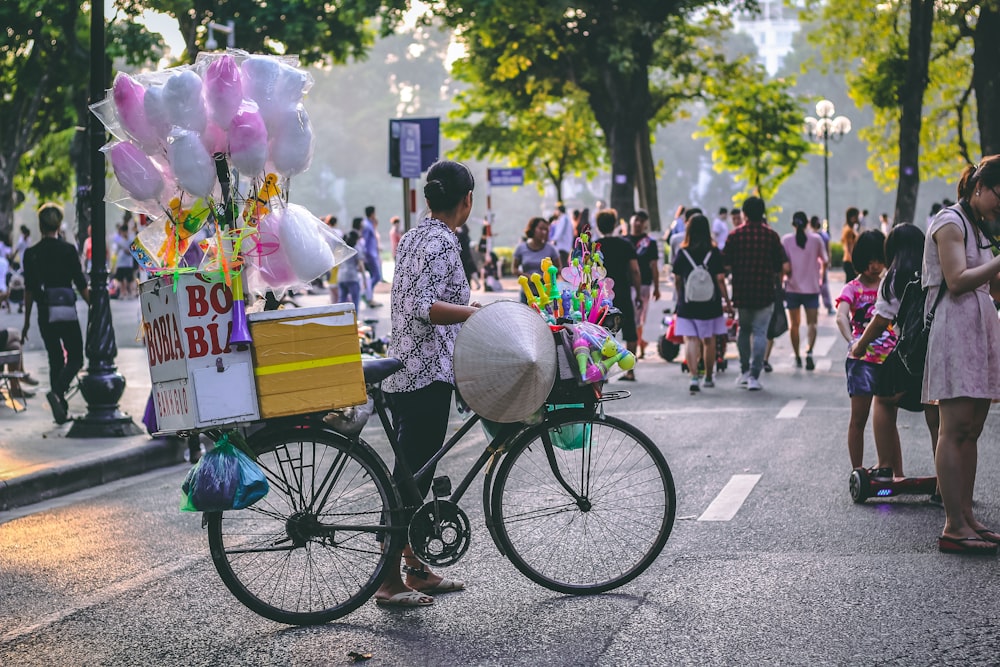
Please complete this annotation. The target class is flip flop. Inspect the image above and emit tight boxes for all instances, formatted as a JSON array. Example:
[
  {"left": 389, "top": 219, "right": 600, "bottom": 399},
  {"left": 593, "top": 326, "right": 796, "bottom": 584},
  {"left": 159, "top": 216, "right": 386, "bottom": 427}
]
[
  {"left": 938, "top": 535, "right": 999, "bottom": 555},
  {"left": 976, "top": 528, "right": 1000, "bottom": 544},
  {"left": 374, "top": 591, "right": 434, "bottom": 608},
  {"left": 417, "top": 578, "right": 466, "bottom": 595}
]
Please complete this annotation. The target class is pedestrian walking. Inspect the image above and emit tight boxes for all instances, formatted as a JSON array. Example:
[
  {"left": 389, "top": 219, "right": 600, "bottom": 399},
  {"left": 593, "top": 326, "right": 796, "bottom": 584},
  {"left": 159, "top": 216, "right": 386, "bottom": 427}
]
[
  {"left": 840, "top": 207, "right": 860, "bottom": 282},
  {"left": 723, "top": 197, "right": 788, "bottom": 391},
  {"left": 810, "top": 215, "right": 836, "bottom": 314},
  {"left": 671, "top": 214, "right": 731, "bottom": 392},
  {"left": 782, "top": 211, "right": 828, "bottom": 371},
  {"left": 628, "top": 210, "right": 660, "bottom": 358},
  {"left": 22, "top": 203, "right": 89, "bottom": 424},
  {"left": 361, "top": 205, "right": 383, "bottom": 307},
  {"left": 513, "top": 217, "right": 560, "bottom": 301},
  {"left": 548, "top": 204, "right": 575, "bottom": 267},
  {"left": 596, "top": 208, "right": 641, "bottom": 380}
]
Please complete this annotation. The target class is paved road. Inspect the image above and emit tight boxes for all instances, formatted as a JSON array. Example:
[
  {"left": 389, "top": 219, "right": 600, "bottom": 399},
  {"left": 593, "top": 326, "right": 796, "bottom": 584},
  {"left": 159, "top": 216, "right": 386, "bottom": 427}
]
[{"left": 3, "top": 279, "right": 1000, "bottom": 664}]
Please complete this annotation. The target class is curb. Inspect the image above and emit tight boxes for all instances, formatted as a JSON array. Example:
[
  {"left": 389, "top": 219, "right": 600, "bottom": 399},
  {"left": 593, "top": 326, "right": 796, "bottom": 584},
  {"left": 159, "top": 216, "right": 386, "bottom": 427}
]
[{"left": 0, "top": 437, "right": 185, "bottom": 511}]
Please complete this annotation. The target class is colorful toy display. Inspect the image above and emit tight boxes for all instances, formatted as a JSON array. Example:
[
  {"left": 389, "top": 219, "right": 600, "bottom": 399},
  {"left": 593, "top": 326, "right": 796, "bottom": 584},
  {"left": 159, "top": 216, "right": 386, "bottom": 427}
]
[{"left": 518, "top": 232, "right": 635, "bottom": 383}]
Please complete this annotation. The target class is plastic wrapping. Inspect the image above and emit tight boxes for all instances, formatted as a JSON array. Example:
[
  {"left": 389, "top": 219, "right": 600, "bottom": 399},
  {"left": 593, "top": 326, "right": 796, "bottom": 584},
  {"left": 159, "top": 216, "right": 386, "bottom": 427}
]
[{"left": 180, "top": 433, "right": 268, "bottom": 512}]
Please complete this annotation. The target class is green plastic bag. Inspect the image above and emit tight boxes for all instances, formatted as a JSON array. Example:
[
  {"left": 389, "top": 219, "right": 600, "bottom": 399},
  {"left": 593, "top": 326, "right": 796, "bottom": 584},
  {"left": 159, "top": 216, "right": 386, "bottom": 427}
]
[{"left": 547, "top": 404, "right": 591, "bottom": 451}]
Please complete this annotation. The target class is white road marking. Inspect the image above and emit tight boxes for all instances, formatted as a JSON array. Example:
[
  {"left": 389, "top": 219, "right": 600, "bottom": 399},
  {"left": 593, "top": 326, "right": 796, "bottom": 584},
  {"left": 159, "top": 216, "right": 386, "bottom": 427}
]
[
  {"left": 776, "top": 399, "right": 807, "bottom": 419},
  {"left": 812, "top": 336, "right": 836, "bottom": 357},
  {"left": 816, "top": 358, "right": 833, "bottom": 372},
  {"left": 698, "top": 474, "right": 762, "bottom": 521}
]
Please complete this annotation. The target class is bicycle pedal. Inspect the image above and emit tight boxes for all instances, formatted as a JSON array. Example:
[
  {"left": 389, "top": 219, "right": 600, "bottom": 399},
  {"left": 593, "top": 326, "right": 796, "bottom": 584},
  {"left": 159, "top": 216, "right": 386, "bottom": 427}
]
[{"left": 432, "top": 475, "right": 452, "bottom": 498}]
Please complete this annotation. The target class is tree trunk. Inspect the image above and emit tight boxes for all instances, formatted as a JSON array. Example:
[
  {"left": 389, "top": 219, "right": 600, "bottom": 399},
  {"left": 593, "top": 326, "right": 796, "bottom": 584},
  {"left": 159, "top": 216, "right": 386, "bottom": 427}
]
[
  {"left": 635, "top": 127, "right": 662, "bottom": 232},
  {"left": 892, "top": 0, "right": 934, "bottom": 226},
  {"left": 973, "top": 5, "right": 1000, "bottom": 156},
  {"left": 0, "top": 174, "right": 14, "bottom": 238}
]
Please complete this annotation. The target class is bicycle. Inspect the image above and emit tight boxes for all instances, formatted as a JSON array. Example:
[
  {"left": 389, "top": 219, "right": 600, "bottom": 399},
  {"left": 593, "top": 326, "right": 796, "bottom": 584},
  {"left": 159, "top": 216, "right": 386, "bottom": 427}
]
[{"left": 203, "top": 356, "right": 677, "bottom": 625}]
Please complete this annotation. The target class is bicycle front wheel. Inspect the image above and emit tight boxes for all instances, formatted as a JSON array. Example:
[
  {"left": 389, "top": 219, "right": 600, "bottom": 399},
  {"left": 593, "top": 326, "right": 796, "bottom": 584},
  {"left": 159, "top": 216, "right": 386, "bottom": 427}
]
[
  {"left": 206, "top": 428, "right": 401, "bottom": 625},
  {"left": 489, "top": 412, "right": 675, "bottom": 594}
]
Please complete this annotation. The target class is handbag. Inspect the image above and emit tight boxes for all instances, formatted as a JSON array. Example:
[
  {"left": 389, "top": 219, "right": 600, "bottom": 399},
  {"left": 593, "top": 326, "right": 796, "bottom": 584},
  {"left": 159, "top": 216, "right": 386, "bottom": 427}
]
[
  {"left": 894, "top": 279, "right": 946, "bottom": 378},
  {"left": 44, "top": 286, "right": 78, "bottom": 323},
  {"left": 767, "top": 283, "right": 788, "bottom": 340}
]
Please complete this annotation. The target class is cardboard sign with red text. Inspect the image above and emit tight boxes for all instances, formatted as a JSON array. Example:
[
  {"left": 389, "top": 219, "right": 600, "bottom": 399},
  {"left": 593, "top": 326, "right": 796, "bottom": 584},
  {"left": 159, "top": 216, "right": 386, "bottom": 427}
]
[{"left": 139, "top": 273, "right": 260, "bottom": 432}]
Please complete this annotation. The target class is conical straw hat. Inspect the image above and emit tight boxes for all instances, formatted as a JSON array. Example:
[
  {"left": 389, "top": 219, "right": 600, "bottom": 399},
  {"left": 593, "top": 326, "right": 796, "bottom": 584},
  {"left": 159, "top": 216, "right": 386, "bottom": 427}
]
[{"left": 454, "top": 301, "right": 557, "bottom": 422}]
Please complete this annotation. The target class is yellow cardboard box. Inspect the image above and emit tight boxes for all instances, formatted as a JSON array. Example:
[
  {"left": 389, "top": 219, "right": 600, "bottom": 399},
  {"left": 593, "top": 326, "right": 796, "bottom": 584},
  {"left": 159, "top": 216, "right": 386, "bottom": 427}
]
[{"left": 248, "top": 304, "right": 366, "bottom": 418}]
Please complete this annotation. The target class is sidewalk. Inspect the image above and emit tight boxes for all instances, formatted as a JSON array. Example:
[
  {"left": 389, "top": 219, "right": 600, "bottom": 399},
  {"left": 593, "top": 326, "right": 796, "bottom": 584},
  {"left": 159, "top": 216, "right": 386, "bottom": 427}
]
[{"left": 0, "top": 342, "right": 184, "bottom": 512}]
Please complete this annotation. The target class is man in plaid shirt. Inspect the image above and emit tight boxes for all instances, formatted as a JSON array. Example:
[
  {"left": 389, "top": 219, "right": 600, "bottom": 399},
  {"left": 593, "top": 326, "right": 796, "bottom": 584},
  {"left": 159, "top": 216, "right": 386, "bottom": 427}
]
[{"left": 723, "top": 197, "right": 789, "bottom": 390}]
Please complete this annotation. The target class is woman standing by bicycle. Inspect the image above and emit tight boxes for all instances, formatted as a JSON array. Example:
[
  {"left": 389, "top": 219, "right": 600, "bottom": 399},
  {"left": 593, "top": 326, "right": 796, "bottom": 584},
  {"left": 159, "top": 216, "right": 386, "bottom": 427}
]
[{"left": 376, "top": 160, "right": 480, "bottom": 606}]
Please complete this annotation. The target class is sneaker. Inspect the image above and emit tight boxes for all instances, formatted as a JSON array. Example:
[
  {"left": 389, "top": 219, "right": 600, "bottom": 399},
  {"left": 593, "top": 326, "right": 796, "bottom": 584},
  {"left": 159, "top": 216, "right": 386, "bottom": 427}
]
[
  {"left": 736, "top": 372, "right": 751, "bottom": 387},
  {"left": 689, "top": 378, "right": 700, "bottom": 393},
  {"left": 747, "top": 376, "right": 763, "bottom": 391},
  {"left": 928, "top": 492, "right": 943, "bottom": 507},
  {"left": 702, "top": 378, "right": 715, "bottom": 388},
  {"left": 794, "top": 356, "right": 803, "bottom": 368},
  {"left": 805, "top": 353, "right": 815, "bottom": 371},
  {"left": 20, "top": 373, "right": 39, "bottom": 386},
  {"left": 46, "top": 390, "right": 68, "bottom": 424},
  {"left": 763, "top": 361, "right": 773, "bottom": 373}
]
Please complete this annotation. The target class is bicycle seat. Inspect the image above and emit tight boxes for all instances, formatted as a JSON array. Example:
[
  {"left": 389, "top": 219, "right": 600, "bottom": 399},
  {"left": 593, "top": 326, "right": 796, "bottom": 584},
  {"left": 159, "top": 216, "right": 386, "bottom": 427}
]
[{"left": 362, "top": 357, "right": 402, "bottom": 384}]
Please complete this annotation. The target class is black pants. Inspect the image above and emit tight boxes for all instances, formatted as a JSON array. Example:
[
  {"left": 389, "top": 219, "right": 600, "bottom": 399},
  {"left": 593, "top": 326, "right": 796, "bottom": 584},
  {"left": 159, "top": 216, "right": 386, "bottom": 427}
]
[
  {"left": 39, "top": 319, "right": 83, "bottom": 397},
  {"left": 385, "top": 381, "right": 454, "bottom": 503}
]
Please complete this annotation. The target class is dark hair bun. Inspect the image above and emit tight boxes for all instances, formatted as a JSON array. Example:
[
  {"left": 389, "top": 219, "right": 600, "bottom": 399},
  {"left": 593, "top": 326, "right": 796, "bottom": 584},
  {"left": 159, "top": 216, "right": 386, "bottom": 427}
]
[{"left": 423, "top": 161, "right": 475, "bottom": 212}]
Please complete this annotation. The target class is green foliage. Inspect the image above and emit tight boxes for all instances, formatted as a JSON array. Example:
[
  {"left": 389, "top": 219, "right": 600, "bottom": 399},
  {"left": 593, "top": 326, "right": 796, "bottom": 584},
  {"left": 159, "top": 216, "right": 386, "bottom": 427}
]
[
  {"left": 804, "top": 0, "right": 977, "bottom": 191},
  {"left": 444, "top": 81, "right": 608, "bottom": 199},
  {"left": 493, "top": 246, "right": 514, "bottom": 276},
  {"left": 16, "top": 128, "right": 76, "bottom": 202},
  {"left": 132, "top": 0, "right": 410, "bottom": 65},
  {"left": 829, "top": 241, "right": 843, "bottom": 267},
  {"left": 696, "top": 70, "right": 812, "bottom": 202}
]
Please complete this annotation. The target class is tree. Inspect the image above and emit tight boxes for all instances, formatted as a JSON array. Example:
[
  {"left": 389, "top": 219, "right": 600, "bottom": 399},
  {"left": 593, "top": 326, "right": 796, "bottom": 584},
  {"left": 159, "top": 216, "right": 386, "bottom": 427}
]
[
  {"left": 432, "top": 0, "right": 737, "bottom": 228},
  {"left": 0, "top": 2, "right": 86, "bottom": 235},
  {"left": 131, "top": 0, "right": 409, "bottom": 65},
  {"left": 806, "top": 1, "right": 1000, "bottom": 225},
  {"left": 444, "top": 80, "right": 608, "bottom": 204},
  {"left": 696, "top": 68, "right": 811, "bottom": 203}
]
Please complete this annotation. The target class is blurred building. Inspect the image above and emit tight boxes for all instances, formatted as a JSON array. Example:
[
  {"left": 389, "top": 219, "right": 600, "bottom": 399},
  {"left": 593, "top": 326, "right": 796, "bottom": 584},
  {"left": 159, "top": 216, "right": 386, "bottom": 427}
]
[{"left": 732, "top": 0, "right": 801, "bottom": 76}]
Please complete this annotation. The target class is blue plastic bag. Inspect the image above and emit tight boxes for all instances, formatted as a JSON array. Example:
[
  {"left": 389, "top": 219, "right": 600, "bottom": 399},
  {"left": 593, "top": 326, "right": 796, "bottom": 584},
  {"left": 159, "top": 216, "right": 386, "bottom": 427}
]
[{"left": 180, "top": 433, "right": 268, "bottom": 512}]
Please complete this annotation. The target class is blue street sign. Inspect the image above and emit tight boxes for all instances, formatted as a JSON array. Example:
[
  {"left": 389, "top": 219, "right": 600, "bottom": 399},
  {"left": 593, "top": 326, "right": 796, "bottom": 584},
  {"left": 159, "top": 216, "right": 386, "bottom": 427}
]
[
  {"left": 399, "top": 122, "right": 422, "bottom": 179},
  {"left": 488, "top": 168, "right": 525, "bottom": 186}
]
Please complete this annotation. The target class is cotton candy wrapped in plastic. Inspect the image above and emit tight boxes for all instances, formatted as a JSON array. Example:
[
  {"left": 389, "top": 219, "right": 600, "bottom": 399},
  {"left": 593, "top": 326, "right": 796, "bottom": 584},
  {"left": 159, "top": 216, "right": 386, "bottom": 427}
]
[
  {"left": 107, "top": 141, "right": 165, "bottom": 203},
  {"left": 112, "top": 73, "right": 161, "bottom": 154},
  {"left": 167, "top": 128, "right": 216, "bottom": 199},
  {"left": 202, "top": 121, "right": 228, "bottom": 155},
  {"left": 163, "top": 69, "right": 207, "bottom": 134},
  {"left": 143, "top": 85, "right": 173, "bottom": 145},
  {"left": 241, "top": 56, "right": 313, "bottom": 131},
  {"left": 228, "top": 101, "right": 268, "bottom": 175},
  {"left": 243, "top": 210, "right": 298, "bottom": 295},
  {"left": 204, "top": 54, "right": 243, "bottom": 129},
  {"left": 268, "top": 104, "right": 313, "bottom": 178},
  {"left": 277, "top": 204, "right": 335, "bottom": 282}
]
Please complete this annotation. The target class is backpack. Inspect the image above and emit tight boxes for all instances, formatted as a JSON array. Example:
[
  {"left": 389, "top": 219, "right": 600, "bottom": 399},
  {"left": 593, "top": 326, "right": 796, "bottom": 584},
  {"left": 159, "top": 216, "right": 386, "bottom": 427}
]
[
  {"left": 891, "top": 277, "right": 934, "bottom": 378},
  {"left": 680, "top": 248, "right": 715, "bottom": 303}
]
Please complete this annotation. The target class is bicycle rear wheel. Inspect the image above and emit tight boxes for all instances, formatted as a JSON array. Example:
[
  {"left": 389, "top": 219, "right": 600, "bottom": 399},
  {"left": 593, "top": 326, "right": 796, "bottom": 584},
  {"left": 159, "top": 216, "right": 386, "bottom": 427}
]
[
  {"left": 489, "top": 412, "right": 675, "bottom": 594},
  {"left": 206, "top": 428, "right": 401, "bottom": 625}
]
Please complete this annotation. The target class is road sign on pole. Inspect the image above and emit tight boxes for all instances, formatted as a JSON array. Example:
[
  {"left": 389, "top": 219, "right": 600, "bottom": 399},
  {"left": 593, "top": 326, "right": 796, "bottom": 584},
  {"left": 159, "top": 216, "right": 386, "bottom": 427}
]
[{"left": 487, "top": 168, "right": 525, "bottom": 187}]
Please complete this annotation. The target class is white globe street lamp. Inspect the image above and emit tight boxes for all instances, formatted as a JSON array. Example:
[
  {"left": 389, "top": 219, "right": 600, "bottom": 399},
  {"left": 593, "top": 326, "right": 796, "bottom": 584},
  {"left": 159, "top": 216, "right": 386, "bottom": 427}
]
[{"left": 804, "top": 99, "right": 851, "bottom": 228}]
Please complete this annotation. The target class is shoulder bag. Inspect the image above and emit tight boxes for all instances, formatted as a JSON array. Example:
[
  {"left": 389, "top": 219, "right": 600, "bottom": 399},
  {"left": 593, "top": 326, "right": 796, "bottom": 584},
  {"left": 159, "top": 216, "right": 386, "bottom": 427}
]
[{"left": 44, "top": 286, "right": 78, "bottom": 323}]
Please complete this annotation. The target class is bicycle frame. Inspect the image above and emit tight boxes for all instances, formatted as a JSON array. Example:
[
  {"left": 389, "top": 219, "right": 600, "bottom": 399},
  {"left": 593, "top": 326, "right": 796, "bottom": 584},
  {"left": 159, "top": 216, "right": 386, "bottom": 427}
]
[{"left": 369, "top": 387, "right": 598, "bottom": 514}]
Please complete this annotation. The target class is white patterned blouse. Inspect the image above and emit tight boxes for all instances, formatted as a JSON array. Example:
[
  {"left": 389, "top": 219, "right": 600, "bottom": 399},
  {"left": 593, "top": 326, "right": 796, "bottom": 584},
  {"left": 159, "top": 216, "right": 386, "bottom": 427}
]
[{"left": 381, "top": 217, "right": 471, "bottom": 394}]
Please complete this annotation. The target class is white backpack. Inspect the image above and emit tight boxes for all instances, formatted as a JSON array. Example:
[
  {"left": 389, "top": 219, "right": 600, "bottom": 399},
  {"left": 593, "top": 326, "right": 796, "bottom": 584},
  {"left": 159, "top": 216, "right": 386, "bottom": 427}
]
[{"left": 680, "top": 248, "right": 715, "bottom": 303}]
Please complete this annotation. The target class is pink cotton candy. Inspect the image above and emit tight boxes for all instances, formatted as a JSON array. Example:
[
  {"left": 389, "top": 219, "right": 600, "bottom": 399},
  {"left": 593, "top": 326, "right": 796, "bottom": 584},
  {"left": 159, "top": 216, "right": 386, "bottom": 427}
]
[
  {"left": 204, "top": 55, "right": 243, "bottom": 128},
  {"left": 228, "top": 102, "right": 268, "bottom": 176},
  {"left": 202, "top": 121, "right": 228, "bottom": 155},
  {"left": 112, "top": 73, "right": 160, "bottom": 153},
  {"left": 253, "top": 213, "right": 298, "bottom": 288},
  {"left": 109, "top": 141, "right": 164, "bottom": 202}
]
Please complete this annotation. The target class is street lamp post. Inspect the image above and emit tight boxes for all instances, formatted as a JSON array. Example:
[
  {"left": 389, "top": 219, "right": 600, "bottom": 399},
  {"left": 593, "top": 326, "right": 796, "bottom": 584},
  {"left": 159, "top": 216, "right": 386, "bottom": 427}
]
[
  {"left": 69, "top": 0, "right": 142, "bottom": 437},
  {"left": 804, "top": 100, "right": 852, "bottom": 229}
]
